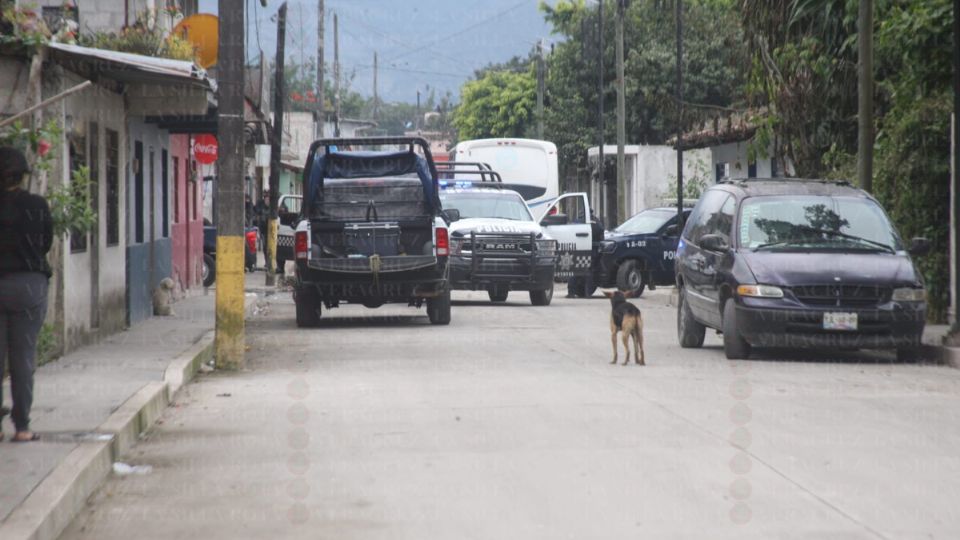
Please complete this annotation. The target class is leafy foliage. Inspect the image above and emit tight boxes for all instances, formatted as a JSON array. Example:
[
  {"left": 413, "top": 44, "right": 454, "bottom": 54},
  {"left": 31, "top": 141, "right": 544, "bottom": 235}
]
[
  {"left": 538, "top": 0, "right": 748, "bottom": 178},
  {"left": 453, "top": 68, "right": 537, "bottom": 140},
  {"left": 742, "top": 0, "right": 953, "bottom": 321},
  {"left": 48, "top": 165, "right": 97, "bottom": 238},
  {"left": 80, "top": 11, "right": 197, "bottom": 61}
]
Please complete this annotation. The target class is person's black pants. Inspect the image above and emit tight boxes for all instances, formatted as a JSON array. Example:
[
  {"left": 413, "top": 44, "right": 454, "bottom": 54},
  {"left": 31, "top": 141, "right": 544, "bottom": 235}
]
[{"left": 0, "top": 272, "right": 48, "bottom": 432}]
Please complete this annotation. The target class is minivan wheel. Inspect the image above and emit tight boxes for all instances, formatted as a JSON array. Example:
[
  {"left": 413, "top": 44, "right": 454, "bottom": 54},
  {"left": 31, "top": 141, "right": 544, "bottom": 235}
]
[
  {"left": 677, "top": 287, "right": 705, "bottom": 348},
  {"left": 896, "top": 346, "right": 923, "bottom": 363},
  {"left": 616, "top": 260, "right": 646, "bottom": 296},
  {"left": 722, "top": 299, "right": 751, "bottom": 360}
]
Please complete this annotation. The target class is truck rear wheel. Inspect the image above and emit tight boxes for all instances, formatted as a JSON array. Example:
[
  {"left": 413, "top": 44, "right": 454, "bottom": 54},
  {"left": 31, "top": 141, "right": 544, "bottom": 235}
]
[
  {"left": 427, "top": 290, "right": 451, "bottom": 325},
  {"left": 295, "top": 286, "right": 322, "bottom": 328}
]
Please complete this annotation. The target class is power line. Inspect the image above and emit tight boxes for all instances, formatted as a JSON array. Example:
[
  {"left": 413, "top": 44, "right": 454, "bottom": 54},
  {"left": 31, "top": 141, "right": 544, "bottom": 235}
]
[
  {"left": 384, "top": 0, "right": 528, "bottom": 63},
  {"left": 354, "top": 64, "right": 470, "bottom": 79}
]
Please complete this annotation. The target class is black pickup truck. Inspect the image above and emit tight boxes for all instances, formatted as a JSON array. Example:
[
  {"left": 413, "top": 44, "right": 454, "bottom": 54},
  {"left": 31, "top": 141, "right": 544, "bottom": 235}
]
[{"left": 292, "top": 137, "right": 454, "bottom": 327}]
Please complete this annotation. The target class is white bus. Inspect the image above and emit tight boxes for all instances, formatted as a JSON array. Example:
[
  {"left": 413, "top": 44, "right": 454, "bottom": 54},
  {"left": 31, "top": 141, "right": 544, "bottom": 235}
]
[{"left": 451, "top": 138, "right": 559, "bottom": 217}]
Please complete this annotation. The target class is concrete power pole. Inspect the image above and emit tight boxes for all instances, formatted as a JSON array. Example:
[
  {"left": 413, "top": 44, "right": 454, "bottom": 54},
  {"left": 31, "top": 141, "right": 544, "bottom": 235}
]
[
  {"left": 598, "top": 0, "right": 610, "bottom": 228},
  {"left": 675, "top": 0, "right": 685, "bottom": 229},
  {"left": 215, "top": 0, "right": 245, "bottom": 370},
  {"left": 951, "top": 0, "right": 959, "bottom": 328},
  {"left": 857, "top": 0, "right": 874, "bottom": 192},
  {"left": 266, "top": 2, "right": 287, "bottom": 287},
  {"left": 333, "top": 12, "right": 341, "bottom": 137},
  {"left": 615, "top": 0, "right": 626, "bottom": 224},
  {"left": 536, "top": 39, "right": 545, "bottom": 140},
  {"left": 373, "top": 51, "right": 379, "bottom": 121},
  {"left": 316, "top": 0, "right": 325, "bottom": 138}
]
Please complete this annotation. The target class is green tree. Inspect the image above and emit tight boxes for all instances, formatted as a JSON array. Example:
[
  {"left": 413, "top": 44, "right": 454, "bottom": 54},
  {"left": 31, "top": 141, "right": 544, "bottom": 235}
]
[
  {"left": 539, "top": 0, "right": 748, "bottom": 183},
  {"left": 453, "top": 68, "right": 537, "bottom": 140},
  {"left": 741, "top": 0, "right": 952, "bottom": 321}
]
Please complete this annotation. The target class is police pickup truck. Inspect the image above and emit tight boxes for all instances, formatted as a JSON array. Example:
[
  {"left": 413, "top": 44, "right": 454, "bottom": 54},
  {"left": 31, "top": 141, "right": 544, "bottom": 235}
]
[
  {"left": 567, "top": 206, "right": 691, "bottom": 297},
  {"left": 292, "top": 137, "right": 454, "bottom": 326},
  {"left": 438, "top": 163, "right": 557, "bottom": 305}
]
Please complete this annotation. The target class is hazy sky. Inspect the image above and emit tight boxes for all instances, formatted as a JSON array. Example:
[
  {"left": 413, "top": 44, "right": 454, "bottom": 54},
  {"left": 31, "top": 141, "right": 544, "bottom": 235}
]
[{"left": 197, "top": 0, "right": 556, "bottom": 103}]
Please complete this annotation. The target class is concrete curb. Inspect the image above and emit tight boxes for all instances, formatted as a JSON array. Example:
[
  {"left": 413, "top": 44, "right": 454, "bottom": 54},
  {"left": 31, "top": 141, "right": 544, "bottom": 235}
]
[
  {"left": 925, "top": 345, "right": 960, "bottom": 368},
  {"left": 0, "top": 294, "right": 261, "bottom": 540}
]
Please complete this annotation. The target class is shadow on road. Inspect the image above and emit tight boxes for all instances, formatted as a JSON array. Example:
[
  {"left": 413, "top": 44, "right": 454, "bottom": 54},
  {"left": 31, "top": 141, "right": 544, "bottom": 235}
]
[{"left": 703, "top": 345, "right": 943, "bottom": 366}]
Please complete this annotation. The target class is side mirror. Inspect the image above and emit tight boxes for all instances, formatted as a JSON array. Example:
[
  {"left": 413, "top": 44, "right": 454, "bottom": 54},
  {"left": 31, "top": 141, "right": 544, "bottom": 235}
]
[
  {"left": 663, "top": 224, "right": 679, "bottom": 237},
  {"left": 908, "top": 237, "right": 931, "bottom": 257},
  {"left": 441, "top": 208, "right": 461, "bottom": 223},
  {"left": 541, "top": 213, "right": 569, "bottom": 226},
  {"left": 699, "top": 233, "right": 730, "bottom": 253}
]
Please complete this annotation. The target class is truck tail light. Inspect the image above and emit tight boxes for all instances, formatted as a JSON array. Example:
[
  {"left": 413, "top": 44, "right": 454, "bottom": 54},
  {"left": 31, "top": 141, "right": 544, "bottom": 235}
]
[
  {"left": 436, "top": 227, "right": 449, "bottom": 256},
  {"left": 295, "top": 231, "right": 309, "bottom": 260}
]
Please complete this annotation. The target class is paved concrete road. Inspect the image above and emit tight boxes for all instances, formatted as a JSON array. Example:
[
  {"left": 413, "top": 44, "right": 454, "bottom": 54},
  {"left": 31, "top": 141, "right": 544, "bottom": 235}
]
[{"left": 60, "top": 288, "right": 960, "bottom": 540}]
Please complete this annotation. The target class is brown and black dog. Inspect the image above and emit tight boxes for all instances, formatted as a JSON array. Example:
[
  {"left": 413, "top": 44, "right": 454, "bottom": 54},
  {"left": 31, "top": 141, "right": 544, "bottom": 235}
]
[{"left": 604, "top": 290, "right": 645, "bottom": 366}]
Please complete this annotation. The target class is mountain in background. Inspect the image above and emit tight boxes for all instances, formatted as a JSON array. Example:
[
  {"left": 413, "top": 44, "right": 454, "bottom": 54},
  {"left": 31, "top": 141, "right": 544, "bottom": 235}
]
[{"left": 198, "top": 0, "right": 554, "bottom": 104}]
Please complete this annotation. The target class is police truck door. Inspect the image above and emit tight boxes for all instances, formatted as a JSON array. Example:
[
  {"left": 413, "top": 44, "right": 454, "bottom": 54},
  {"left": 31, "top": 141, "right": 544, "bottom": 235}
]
[{"left": 539, "top": 193, "right": 593, "bottom": 280}]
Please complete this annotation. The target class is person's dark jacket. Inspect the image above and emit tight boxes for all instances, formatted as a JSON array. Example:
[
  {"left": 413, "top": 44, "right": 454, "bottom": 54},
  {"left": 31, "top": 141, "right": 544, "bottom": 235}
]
[{"left": 0, "top": 189, "right": 53, "bottom": 277}]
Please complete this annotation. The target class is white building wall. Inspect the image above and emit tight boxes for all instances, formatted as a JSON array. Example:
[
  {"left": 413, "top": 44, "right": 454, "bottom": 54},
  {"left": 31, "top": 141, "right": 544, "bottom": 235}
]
[
  {"left": 61, "top": 73, "right": 128, "bottom": 348},
  {"left": 710, "top": 141, "right": 775, "bottom": 179},
  {"left": 588, "top": 145, "right": 712, "bottom": 219}
]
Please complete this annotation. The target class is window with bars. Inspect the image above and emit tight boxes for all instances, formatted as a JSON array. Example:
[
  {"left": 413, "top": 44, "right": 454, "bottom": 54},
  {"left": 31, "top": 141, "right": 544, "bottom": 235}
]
[{"left": 106, "top": 129, "right": 120, "bottom": 246}]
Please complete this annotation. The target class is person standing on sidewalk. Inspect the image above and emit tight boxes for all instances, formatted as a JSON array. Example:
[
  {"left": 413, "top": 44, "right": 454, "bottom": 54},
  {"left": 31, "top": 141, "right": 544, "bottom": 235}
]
[{"left": 0, "top": 146, "right": 52, "bottom": 443}]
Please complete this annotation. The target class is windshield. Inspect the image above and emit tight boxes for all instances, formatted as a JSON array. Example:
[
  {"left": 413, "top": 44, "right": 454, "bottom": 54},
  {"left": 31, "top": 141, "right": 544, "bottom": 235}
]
[
  {"left": 440, "top": 192, "right": 534, "bottom": 221},
  {"left": 739, "top": 196, "right": 901, "bottom": 251},
  {"left": 615, "top": 209, "right": 674, "bottom": 234}
]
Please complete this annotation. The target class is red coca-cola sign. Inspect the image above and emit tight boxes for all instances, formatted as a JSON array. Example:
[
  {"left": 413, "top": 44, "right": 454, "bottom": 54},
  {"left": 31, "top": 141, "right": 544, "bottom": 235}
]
[{"left": 193, "top": 134, "right": 218, "bottom": 164}]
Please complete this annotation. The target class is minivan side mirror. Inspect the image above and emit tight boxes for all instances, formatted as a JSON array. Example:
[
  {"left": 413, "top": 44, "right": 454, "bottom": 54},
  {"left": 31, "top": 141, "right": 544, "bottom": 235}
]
[
  {"left": 441, "top": 208, "right": 461, "bottom": 223},
  {"left": 908, "top": 237, "right": 931, "bottom": 257},
  {"left": 541, "top": 213, "right": 569, "bottom": 226},
  {"left": 699, "top": 233, "right": 730, "bottom": 253}
]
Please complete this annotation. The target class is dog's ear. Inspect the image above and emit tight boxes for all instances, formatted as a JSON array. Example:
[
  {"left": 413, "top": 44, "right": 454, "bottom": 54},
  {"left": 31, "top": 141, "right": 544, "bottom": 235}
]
[
  {"left": 601, "top": 290, "right": 615, "bottom": 298},
  {"left": 621, "top": 290, "right": 636, "bottom": 299}
]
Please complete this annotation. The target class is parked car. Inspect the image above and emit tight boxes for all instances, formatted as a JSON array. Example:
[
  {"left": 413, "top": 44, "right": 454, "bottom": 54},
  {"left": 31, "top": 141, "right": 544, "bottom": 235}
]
[
  {"left": 293, "top": 137, "right": 453, "bottom": 327},
  {"left": 202, "top": 222, "right": 258, "bottom": 287},
  {"left": 675, "top": 178, "right": 930, "bottom": 360},
  {"left": 590, "top": 207, "right": 693, "bottom": 297}
]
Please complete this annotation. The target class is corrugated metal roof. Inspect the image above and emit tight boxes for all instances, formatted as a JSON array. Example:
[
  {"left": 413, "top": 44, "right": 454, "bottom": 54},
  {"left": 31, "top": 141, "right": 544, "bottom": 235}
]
[{"left": 47, "top": 42, "right": 210, "bottom": 87}]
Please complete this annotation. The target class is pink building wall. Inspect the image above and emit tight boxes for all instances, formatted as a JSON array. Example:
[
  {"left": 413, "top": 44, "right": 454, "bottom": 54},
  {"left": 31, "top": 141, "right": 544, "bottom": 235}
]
[{"left": 169, "top": 134, "right": 203, "bottom": 291}]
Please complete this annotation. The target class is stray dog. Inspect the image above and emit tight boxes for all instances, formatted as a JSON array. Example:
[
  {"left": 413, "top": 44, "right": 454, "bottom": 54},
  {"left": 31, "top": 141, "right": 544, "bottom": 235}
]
[
  {"left": 604, "top": 290, "right": 644, "bottom": 366},
  {"left": 153, "top": 277, "right": 176, "bottom": 316}
]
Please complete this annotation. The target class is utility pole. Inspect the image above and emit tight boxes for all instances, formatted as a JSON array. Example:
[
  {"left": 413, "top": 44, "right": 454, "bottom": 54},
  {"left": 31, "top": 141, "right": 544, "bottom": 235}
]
[
  {"left": 373, "top": 51, "right": 380, "bottom": 121},
  {"left": 951, "top": 0, "right": 959, "bottom": 328},
  {"left": 675, "top": 0, "right": 684, "bottom": 230},
  {"left": 266, "top": 1, "right": 287, "bottom": 287},
  {"left": 857, "top": 0, "right": 874, "bottom": 192},
  {"left": 316, "top": 0, "right": 325, "bottom": 138},
  {"left": 598, "top": 0, "right": 610, "bottom": 228},
  {"left": 416, "top": 89, "right": 421, "bottom": 131},
  {"left": 536, "top": 39, "right": 545, "bottom": 139},
  {"left": 215, "top": 0, "right": 245, "bottom": 370},
  {"left": 615, "top": 0, "right": 626, "bottom": 225},
  {"left": 333, "top": 12, "right": 341, "bottom": 137}
]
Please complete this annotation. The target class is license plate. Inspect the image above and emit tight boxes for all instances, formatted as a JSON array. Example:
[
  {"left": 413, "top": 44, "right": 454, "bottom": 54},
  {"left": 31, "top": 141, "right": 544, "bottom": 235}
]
[{"left": 823, "top": 312, "right": 858, "bottom": 331}]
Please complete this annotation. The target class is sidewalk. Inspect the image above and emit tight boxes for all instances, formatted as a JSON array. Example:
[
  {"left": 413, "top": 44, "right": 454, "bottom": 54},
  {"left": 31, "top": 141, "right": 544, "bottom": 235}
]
[{"left": 0, "top": 272, "right": 268, "bottom": 540}]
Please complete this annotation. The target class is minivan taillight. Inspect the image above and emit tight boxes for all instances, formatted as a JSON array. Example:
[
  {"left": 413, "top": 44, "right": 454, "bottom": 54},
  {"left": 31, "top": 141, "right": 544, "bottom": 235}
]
[
  {"left": 295, "top": 231, "right": 309, "bottom": 260},
  {"left": 436, "top": 227, "right": 449, "bottom": 256}
]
